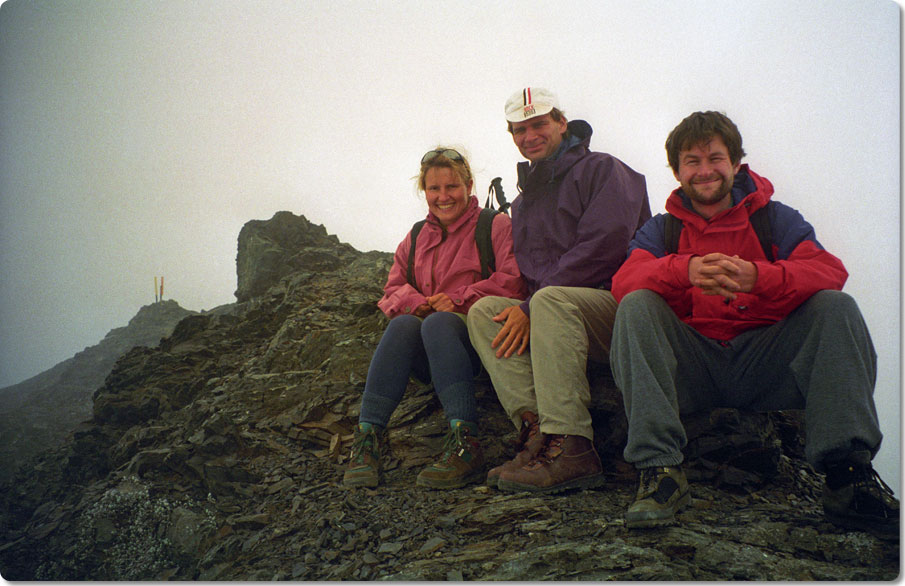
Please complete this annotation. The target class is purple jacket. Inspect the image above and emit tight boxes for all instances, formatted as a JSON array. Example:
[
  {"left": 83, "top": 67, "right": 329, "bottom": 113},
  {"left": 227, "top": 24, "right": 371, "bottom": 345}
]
[{"left": 510, "top": 120, "right": 651, "bottom": 317}]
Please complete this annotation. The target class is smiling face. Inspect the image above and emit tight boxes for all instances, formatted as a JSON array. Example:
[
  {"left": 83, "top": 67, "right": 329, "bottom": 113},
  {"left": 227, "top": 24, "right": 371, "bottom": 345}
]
[
  {"left": 510, "top": 113, "right": 568, "bottom": 163},
  {"left": 674, "top": 135, "right": 741, "bottom": 219},
  {"left": 424, "top": 166, "right": 472, "bottom": 227}
]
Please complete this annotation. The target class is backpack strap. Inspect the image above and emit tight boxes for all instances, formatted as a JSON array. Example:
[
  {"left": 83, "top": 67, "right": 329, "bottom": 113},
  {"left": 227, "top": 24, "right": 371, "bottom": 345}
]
[
  {"left": 748, "top": 202, "right": 774, "bottom": 262},
  {"left": 663, "top": 201, "right": 774, "bottom": 261},
  {"left": 663, "top": 213, "right": 683, "bottom": 255},
  {"left": 406, "top": 209, "right": 499, "bottom": 290},
  {"left": 406, "top": 219, "right": 427, "bottom": 289},
  {"left": 475, "top": 208, "right": 499, "bottom": 279}
]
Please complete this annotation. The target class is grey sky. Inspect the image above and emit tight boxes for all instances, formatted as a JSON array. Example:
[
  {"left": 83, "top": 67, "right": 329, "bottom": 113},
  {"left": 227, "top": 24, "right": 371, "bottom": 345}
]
[{"left": 0, "top": 0, "right": 899, "bottom": 492}]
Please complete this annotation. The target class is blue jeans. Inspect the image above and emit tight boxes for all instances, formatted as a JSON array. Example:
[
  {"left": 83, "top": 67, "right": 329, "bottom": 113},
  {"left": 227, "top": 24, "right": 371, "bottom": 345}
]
[{"left": 359, "top": 312, "right": 482, "bottom": 428}]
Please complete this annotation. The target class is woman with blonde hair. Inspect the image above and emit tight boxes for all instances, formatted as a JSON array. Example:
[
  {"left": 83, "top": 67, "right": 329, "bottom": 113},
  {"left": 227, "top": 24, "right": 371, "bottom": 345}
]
[{"left": 344, "top": 147, "right": 526, "bottom": 489}]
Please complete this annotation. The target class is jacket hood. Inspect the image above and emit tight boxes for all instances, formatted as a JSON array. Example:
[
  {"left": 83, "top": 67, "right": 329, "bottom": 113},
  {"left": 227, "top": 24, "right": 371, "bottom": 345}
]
[
  {"left": 517, "top": 119, "right": 594, "bottom": 188},
  {"left": 566, "top": 119, "right": 593, "bottom": 146},
  {"left": 665, "top": 165, "right": 774, "bottom": 228}
]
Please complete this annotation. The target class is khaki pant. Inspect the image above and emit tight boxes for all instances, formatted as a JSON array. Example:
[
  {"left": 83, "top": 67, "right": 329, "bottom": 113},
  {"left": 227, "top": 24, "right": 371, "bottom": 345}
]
[{"left": 467, "top": 286, "right": 617, "bottom": 440}]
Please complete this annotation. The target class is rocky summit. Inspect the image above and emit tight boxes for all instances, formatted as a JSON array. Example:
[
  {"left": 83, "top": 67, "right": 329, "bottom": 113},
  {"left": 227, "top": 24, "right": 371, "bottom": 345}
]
[{"left": 0, "top": 212, "right": 898, "bottom": 581}]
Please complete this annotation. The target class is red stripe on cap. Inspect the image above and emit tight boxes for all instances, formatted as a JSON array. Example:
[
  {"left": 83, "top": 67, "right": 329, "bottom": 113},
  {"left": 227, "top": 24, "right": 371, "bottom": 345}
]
[{"left": 524, "top": 87, "right": 532, "bottom": 105}]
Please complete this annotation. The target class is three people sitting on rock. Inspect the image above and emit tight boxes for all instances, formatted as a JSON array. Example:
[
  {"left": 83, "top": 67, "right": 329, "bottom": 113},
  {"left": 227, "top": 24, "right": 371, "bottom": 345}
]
[{"left": 344, "top": 88, "right": 898, "bottom": 540}]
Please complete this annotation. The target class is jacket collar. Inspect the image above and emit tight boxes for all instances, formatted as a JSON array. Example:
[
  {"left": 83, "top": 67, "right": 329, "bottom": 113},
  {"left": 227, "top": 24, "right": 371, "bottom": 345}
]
[
  {"left": 666, "top": 164, "right": 774, "bottom": 225},
  {"left": 517, "top": 120, "right": 594, "bottom": 190}
]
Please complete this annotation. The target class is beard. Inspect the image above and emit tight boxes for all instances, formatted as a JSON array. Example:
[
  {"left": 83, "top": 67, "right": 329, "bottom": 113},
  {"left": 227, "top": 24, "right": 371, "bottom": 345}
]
[{"left": 683, "top": 174, "right": 733, "bottom": 207}]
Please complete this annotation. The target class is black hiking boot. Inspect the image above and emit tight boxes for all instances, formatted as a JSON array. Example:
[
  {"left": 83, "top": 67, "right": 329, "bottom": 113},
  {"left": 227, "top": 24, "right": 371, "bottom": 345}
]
[{"left": 823, "top": 451, "right": 899, "bottom": 540}]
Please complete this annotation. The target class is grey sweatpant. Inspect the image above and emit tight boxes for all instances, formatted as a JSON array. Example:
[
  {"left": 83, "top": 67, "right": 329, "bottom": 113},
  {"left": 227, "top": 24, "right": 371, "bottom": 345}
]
[
  {"left": 610, "top": 289, "right": 881, "bottom": 472},
  {"left": 467, "top": 286, "right": 618, "bottom": 440}
]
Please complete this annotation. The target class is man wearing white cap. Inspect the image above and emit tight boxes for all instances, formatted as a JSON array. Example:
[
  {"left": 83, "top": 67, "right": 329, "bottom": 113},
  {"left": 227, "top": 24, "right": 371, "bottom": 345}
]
[{"left": 467, "top": 87, "right": 651, "bottom": 493}]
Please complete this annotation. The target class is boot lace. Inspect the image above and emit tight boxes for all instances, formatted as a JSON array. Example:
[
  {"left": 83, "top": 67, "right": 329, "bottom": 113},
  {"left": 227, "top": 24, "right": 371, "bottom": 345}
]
[
  {"left": 438, "top": 425, "right": 470, "bottom": 463},
  {"left": 531, "top": 435, "right": 564, "bottom": 466},
  {"left": 349, "top": 427, "right": 377, "bottom": 464},
  {"left": 516, "top": 416, "right": 539, "bottom": 450},
  {"left": 637, "top": 466, "right": 665, "bottom": 497},
  {"left": 639, "top": 467, "right": 659, "bottom": 491},
  {"left": 852, "top": 466, "right": 898, "bottom": 517}
]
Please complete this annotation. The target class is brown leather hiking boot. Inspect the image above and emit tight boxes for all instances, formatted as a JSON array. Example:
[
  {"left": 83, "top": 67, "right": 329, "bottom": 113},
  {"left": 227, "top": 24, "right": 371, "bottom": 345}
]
[
  {"left": 486, "top": 411, "right": 544, "bottom": 488},
  {"left": 416, "top": 421, "right": 485, "bottom": 490},
  {"left": 342, "top": 424, "right": 384, "bottom": 488},
  {"left": 497, "top": 434, "right": 604, "bottom": 494}
]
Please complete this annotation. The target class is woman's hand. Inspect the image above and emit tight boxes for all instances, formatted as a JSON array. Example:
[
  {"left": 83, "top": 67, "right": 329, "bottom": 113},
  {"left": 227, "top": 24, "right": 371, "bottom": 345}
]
[
  {"left": 412, "top": 303, "right": 434, "bottom": 318},
  {"left": 426, "top": 293, "right": 456, "bottom": 313}
]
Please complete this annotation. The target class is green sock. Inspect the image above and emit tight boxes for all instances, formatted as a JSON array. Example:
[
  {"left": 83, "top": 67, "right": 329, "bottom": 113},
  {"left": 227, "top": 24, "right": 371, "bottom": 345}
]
[{"left": 450, "top": 419, "right": 477, "bottom": 435}]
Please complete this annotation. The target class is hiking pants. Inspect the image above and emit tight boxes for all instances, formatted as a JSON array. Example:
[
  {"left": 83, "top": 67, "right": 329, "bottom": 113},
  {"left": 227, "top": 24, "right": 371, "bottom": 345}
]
[
  {"left": 466, "top": 286, "right": 618, "bottom": 440},
  {"left": 610, "top": 289, "right": 881, "bottom": 471},
  {"left": 359, "top": 312, "right": 481, "bottom": 428}
]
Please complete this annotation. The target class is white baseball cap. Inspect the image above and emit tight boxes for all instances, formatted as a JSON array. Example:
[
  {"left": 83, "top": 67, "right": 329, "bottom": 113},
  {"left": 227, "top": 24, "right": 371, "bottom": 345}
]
[{"left": 504, "top": 87, "right": 560, "bottom": 122}]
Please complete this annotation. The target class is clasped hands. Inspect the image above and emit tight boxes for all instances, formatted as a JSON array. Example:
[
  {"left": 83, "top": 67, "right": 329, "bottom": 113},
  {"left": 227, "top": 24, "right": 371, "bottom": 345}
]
[
  {"left": 688, "top": 252, "right": 758, "bottom": 300},
  {"left": 412, "top": 293, "right": 456, "bottom": 317}
]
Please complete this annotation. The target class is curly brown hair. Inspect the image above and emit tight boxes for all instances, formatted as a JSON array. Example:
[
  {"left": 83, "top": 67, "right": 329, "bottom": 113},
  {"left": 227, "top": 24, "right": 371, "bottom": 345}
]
[{"left": 665, "top": 111, "right": 746, "bottom": 173}]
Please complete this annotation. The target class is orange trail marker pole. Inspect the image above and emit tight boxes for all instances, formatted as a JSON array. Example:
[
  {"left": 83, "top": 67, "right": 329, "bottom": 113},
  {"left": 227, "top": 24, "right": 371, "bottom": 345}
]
[{"left": 160, "top": 276, "right": 164, "bottom": 301}]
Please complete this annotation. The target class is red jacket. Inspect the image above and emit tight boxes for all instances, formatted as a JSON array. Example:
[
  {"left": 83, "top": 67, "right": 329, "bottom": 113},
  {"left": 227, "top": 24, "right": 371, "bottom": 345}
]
[
  {"left": 611, "top": 166, "right": 848, "bottom": 340},
  {"left": 378, "top": 196, "right": 526, "bottom": 319}
]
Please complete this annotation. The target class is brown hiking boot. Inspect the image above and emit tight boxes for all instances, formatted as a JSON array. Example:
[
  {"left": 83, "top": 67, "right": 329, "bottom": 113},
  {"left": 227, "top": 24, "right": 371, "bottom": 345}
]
[
  {"left": 486, "top": 411, "right": 544, "bottom": 488},
  {"left": 416, "top": 421, "right": 485, "bottom": 489},
  {"left": 625, "top": 465, "right": 690, "bottom": 528},
  {"left": 342, "top": 424, "right": 384, "bottom": 488},
  {"left": 497, "top": 434, "right": 604, "bottom": 494}
]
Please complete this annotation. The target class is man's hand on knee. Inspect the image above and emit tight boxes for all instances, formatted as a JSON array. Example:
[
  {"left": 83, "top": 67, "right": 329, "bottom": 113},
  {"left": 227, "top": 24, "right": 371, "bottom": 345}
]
[{"left": 491, "top": 306, "right": 530, "bottom": 358}]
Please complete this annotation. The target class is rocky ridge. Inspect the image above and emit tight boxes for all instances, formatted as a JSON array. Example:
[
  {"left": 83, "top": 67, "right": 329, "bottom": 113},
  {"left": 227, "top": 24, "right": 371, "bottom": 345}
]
[
  {"left": 0, "top": 211, "right": 898, "bottom": 580},
  {"left": 0, "top": 299, "right": 196, "bottom": 482}
]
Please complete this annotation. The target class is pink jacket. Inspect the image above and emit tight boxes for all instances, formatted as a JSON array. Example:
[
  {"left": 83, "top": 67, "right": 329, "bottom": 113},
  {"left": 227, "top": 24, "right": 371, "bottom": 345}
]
[{"left": 378, "top": 196, "right": 526, "bottom": 318}]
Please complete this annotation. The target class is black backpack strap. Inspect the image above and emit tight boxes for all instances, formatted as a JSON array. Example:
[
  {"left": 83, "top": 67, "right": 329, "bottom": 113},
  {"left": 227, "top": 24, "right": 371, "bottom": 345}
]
[
  {"left": 663, "top": 213, "right": 682, "bottom": 255},
  {"left": 475, "top": 208, "right": 499, "bottom": 279},
  {"left": 663, "top": 203, "right": 774, "bottom": 260},
  {"left": 749, "top": 202, "right": 774, "bottom": 261},
  {"left": 407, "top": 220, "right": 427, "bottom": 289}
]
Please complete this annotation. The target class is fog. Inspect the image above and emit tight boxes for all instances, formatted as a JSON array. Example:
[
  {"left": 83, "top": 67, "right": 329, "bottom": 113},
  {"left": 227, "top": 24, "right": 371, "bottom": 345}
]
[{"left": 0, "top": 0, "right": 899, "bottom": 492}]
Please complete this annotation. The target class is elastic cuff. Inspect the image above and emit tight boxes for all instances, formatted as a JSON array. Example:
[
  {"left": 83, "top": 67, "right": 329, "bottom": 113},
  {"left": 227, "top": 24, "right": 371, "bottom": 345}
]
[
  {"left": 358, "top": 393, "right": 400, "bottom": 429},
  {"left": 634, "top": 453, "right": 685, "bottom": 469},
  {"left": 435, "top": 381, "right": 477, "bottom": 423}
]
